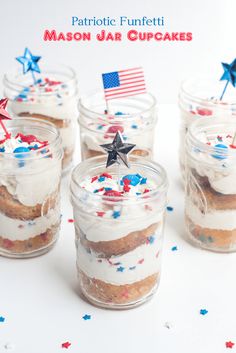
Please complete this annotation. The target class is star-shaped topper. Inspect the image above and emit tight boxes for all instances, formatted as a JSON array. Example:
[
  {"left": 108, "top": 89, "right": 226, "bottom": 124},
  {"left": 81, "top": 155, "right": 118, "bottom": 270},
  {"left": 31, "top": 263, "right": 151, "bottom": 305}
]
[
  {"left": 16, "top": 48, "right": 41, "bottom": 75},
  {"left": 0, "top": 98, "right": 11, "bottom": 139},
  {"left": 220, "top": 58, "right": 236, "bottom": 99},
  {"left": 100, "top": 131, "right": 135, "bottom": 168}
]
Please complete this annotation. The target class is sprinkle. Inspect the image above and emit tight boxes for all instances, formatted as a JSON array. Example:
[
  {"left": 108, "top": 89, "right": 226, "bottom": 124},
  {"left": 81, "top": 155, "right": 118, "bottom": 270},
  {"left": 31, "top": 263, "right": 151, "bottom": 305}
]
[
  {"left": 0, "top": 316, "right": 5, "bottom": 322},
  {"left": 138, "top": 258, "right": 144, "bottom": 264},
  {"left": 143, "top": 189, "right": 150, "bottom": 193},
  {"left": 129, "top": 266, "right": 136, "bottom": 270},
  {"left": 82, "top": 314, "right": 91, "bottom": 320},
  {"left": 140, "top": 178, "right": 147, "bottom": 185},
  {"left": 167, "top": 206, "right": 174, "bottom": 212},
  {"left": 100, "top": 173, "right": 112, "bottom": 179},
  {"left": 104, "top": 190, "right": 122, "bottom": 197},
  {"left": 131, "top": 124, "right": 138, "bottom": 129},
  {"left": 136, "top": 192, "right": 141, "bottom": 196},
  {"left": 200, "top": 309, "right": 208, "bottom": 315},
  {"left": 227, "top": 134, "right": 233, "bottom": 138},
  {"left": 91, "top": 176, "right": 98, "bottom": 183},
  {"left": 97, "top": 125, "right": 104, "bottom": 130},
  {"left": 104, "top": 187, "right": 112, "bottom": 191},
  {"left": 117, "top": 266, "right": 125, "bottom": 272},
  {"left": 122, "top": 174, "right": 140, "bottom": 186},
  {"left": 123, "top": 184, "right": 131, "bottom": 192},
  {"left": 106, "top": 125, "right": 124, "bottom": 134},
  {"left": 145, "top": 205, "right": 152, "bottom": 211},
  {"left": 147, "top": 235, "right": 155, "bottom": 244},
  {"left": 171, "top": 246, "right": 178, "bottom": 251},
  {"left": 226, "top": 342, "right": 235, "bottom": 349},
  {"left": 217, "top": 135, "right": 223, "bottom": 141},
  {"left": 98, "top": 176, "right": 105, "bottom": 182},
  {"left": 61, "top": 342, "right": 71, "bottom": 349},
  {"left": 68, "top": 219, "right": 74, "bottom": 223},
  {"left": 28, "top": 221, "right": 36, "bottom": 226},
  {"left": 112, "top": 211, "right": 121, "bottom": 219},
  {"left": 96, "top": 211, "right": 105, "bottom": 217},
  {"left": 196, "top": 108, "right": 212, "bottom": 116}
]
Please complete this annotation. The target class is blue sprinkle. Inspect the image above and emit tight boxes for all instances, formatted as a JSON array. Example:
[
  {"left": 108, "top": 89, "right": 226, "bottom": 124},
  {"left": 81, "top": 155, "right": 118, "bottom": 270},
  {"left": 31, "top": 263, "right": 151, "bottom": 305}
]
[
  {"left": 18, "top": 160, "right": 25, "bottom": 168},
  {"left": 167, "top": 206, "right": 174, "bottom": 212},
  {"left": 13, "top": 146, "right": 30, "bottom": 155},
  {"left": 0, "top": 316, "right": 5, "bottom": 323},
  {"left": 36, "top": 79, "right": 42, "bottom": 84},
  {"left": 61, "top": 84, "right": 67, "bottom": 89},
  {"left": 28, "top": 221, "right": 36, "bottom": 226},
  {"left": 0, "top": 147, "right": 5, "bottom": 152},
  {"left": 148, "top": 236, "right": 155, "bottom": 244},
  {"left": 115, "top": 111, "right": 125, "bottom": 115},
  {"left": 122, "top": 135, "right": 128, "bottom": 141},
  {"left": 104, "top": 187, "right": 112, "bottom": 191},
  {"left": 93, "top": 189, "right": 99, "bottom": 193},
  {"left": 18, "top": 93, "right": 27, "bottom": 99},
  {"left": 200, "top": 309, "right": 208, "bottom": 316},
  {"left": 112, "top": 211, "right": 121, "bottom": 219},
  {"left": 171, "top": 246, "right": 178, "bottom": 251},
  {"left": 140, "top": 178, "right": 147, "bottom": 185},
  {"left": 117, "top": 266, "right": 125, "bottom": 272},
  {"left": 22, "top": 87, "right": 30, "bottom": 92},
  {"left": 97, "top": 125, "right": 104, "bottom": 130},
  {"left": 56, "top": 93, "right": 62, "bottom": 98},
  {"left": 82, "top": 314, "right": 91, "bottom": 320},
  {"left": 40, "top": 149, "right": 48, "bottom": 155},
  {"left": 131, "top": 124, "right": 138, "bottom": 129},
  {"left": 123, "top": 174, "right": 140, "bottom": 186},
  {"left": 98, "top": 176, "right": 105, "bottom": 182},
  {"left": 136, "top": 192, "right": 141, "bottom": 195},
  {"left": 129, "top": 266, "right": 136, "bottom": 270},
  {"left": 136, "top": 174, "right": 142, "bottom": 179},
  {"left": 120, "top": 180, "right": 124, "bottom": 186},
  {"left": 212, "top": 144, "right": 228, "bottom": 160}
]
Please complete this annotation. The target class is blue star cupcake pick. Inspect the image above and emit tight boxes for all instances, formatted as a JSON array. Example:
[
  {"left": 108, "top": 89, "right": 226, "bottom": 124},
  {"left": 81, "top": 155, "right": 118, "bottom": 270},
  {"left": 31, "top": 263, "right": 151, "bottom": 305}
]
[
  {"left": 219, "top": 58, "right": 236, "bottom": 100},
  {"left": 16, "top": 48, "right": 41, "bottom": 84}
]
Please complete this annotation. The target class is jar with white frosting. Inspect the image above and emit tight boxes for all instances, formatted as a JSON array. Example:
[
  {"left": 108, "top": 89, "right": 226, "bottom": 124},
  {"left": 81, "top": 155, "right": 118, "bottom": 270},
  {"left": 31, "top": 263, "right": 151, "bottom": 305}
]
[
  {"left": 3, "top": 64, "right": 78, "bottom": 172},
  {"left": 70, "top": 155, "right": 168, "bottom": 309},
  {"left": 78, "top": 91, "right": 157, "bottom": 160},
  {"left": 0, "top": 117, "right": 63, "bottom": 258},
  {"left": 185, "top": 117, "right": 236, "bottom": 252},
  {"left": 179, "top": 76, "right": 236, "bottom": 177}
]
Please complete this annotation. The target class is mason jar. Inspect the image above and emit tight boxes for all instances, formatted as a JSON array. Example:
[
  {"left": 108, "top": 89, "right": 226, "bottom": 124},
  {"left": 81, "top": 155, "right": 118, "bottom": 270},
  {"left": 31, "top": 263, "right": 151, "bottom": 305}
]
[
  {"left": 70, "top": 155, "right": 168, "bottom": 309},
  {"left": 78, "top": 91, "right": 157, "bottom": 160},
  {"left": 3, "top": 64, "right": 78, "bottom": 172},
  {"left": 179, "top": 76, "right": 236, "bottom": 177},
  {"left": 185, "top": 117, "right": 236, "bottom": 252},
  {"left": 0, "top": 117, "right": 63, "bottom": 258}
]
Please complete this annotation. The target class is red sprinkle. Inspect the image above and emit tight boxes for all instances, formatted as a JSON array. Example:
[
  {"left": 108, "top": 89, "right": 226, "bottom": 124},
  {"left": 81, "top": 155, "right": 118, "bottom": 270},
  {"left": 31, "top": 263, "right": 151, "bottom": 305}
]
[
  {"left": 68, "top": 219, "right": 74, "bottom": 223},
  {"left": 145, "top": 205, "right": 152, "bottom": 211},
  {"left": 100, "top": 173, "right": 112, "bottom": 179},
  {"left": 91, "top": 176, "right": 98, "bottom": 183},
  {"left": 123, "top": 178, "right": 131, "bottom": 185},
  {"left": 123, "top": 184, "right": 131, "bottom": 192},
  {"left": 103, "top": 190, "right": 122, "bottom": 197},
  {"left": 226, "top": 341, "right": 235, "bottom": 349},
  {"left": 138, "top": 258, "right": 144, "bottom": 264},
  {"left": 96, "top": 211, "right": 105, "bottom": 217},
  {"left": 196, "top": 108, "right": 212, "bottom": 116},
  {"left": 206, "top": 142, "right": 211, "bottom": 145},
  {"left": 144, "top": 189, "right": 150, "bottom": 193},
  {"left": 227, "top": 134, "right": 233, "bottom": 138},
  {"left": 61, "top": 342, "right": 71, "bottom": 349},
  {"left": 106, "top": 125, "right": 124, "bottom": 134},
  {"left": 230, "top": 145, "right": 236, "bottom": 149}
]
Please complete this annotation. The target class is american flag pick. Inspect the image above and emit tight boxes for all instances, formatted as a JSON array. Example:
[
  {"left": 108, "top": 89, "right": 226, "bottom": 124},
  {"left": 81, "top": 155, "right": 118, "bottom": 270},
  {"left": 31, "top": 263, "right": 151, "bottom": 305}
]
[{"left": 102, "top": 67, "right": 146, "bottom": 101}]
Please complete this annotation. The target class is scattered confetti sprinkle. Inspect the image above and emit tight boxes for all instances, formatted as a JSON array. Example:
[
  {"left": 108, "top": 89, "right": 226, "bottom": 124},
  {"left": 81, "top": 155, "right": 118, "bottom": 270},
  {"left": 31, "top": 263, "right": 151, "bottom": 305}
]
[
  {"left": 117, "top": 266, "right": 125, "bottom": 272},
  {"left": 167, "top": 206, "right": 174, "bottom": 212},
  {"left": 68, "top": 219, "right": 74, "bottom": 223},
  {"left": 0, "top": 316, "right": 5, "bottom": 322},
  {"left": 171, "top": 246, "right": 178, "bottom": 251},
  {"left": 200, "top": 309, "right": 208, "bottom": 315},
  {"left": 61, "top": 342, "right": 71, "bottom": 349},
  {"left": 112, "top": 211, "right": 121, "bottom": 219},
  {"left": 226, "top": 341, "right": 235, "bottom": 349},
  {"left": 82, "top": 314, "right": 91, "bottom": 321}
]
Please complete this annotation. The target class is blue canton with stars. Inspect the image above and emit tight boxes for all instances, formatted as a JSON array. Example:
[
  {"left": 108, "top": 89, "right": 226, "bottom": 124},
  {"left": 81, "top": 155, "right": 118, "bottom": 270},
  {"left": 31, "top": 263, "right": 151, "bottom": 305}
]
[{"left": 102, "top": 72, "right": 120, "bottom": 89}]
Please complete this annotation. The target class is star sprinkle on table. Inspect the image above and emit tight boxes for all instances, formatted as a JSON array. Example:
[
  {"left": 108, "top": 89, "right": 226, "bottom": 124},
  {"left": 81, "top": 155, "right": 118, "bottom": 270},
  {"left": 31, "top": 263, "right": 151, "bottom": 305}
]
[
  {"left": 226, "top": 341, "right": 235, "bottom": 349},
  {"left": 199, "top": 309, "right": 208, "bottom": 316},
  {"left": 171, "top": 246, "right": 178, "bottom": 251},
  {"left": 0, "top": 316, "right": 5, "bottom": 322},
  {"left": 82, "top": 314, "right": 91, "bottom": 321},
  {"left": 167, "top": 206, "right": 174, "bottom": 212},
  {"left": 100, "top": 131, "right": 135, "bottom": 168}
]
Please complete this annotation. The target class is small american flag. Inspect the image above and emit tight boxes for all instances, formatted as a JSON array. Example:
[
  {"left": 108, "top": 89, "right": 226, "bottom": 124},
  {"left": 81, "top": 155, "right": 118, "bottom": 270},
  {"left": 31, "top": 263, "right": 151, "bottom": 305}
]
[{"left": 102, "top": 67, "right": 146, "bottom": 101}]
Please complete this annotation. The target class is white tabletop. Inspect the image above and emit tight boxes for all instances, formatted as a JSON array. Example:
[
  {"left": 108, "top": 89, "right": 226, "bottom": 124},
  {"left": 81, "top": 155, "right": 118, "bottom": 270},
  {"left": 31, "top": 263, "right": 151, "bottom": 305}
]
[{"left": 0, "top": 104, "right": 235, "bottom": 353}]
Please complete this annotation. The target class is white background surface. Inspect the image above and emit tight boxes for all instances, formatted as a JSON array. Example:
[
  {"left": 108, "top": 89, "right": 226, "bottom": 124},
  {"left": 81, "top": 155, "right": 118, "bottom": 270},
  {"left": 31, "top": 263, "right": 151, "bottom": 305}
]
[
  {"left": 1, "top": 105, "right": 236, "bottom": 353},
  {"left": 1, "top": 1, "right": 236, "bottom": 352}
]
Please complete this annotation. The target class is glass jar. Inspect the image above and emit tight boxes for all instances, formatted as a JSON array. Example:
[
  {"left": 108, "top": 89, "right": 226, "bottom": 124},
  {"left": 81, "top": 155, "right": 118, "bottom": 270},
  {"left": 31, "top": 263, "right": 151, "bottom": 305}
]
[
  {"left": 179, "top": 76, "right": 236, "bottom": 177},
  {"left": 0, "top": 117, "right": 63, "bottom": 258},
  {"left": 78, "top": 91, "right": 157, "bottom": 160},
  {"left": 3, "top": 64, "right": 78, "bottom": 172},
  {"left": 185, "top": 117, "right": 236, "bottom": 252},
  {"left": 70, "top": 155, "right": 168, "bottom": 309}
]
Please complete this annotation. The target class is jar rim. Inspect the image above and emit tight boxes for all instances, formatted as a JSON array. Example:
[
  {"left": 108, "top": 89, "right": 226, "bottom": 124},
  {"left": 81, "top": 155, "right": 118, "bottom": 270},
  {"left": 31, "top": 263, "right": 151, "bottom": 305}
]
[
  {"left": 179, "top": 75, "right": 236, "bottom": 108},
  {"left": 3, "top": 63, "right": 78, "bottom": 97},
  {"left": 78, "top": 90, "right": 157, "bottom": 122},
  {"left": 0, "top": 117, "right": 62, "bottom": 160},
  {"left": 187, "top": 116, "right": 236, "bottom": 157},
  {"left": 70, "top": 155, "right": 168, "bottom": 203}
]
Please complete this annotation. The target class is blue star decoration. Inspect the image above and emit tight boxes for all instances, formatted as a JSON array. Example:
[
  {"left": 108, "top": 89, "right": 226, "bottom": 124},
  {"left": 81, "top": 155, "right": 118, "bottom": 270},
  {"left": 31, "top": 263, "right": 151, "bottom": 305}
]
[
  {"left": 200, "top": 309, "right": 208, "bottom": 316},
  {"left": 100, "top": 131, "right": 136, "bottom": 168},
  {"left": 82, "top": 314, "right": 91, "bottom": 321},
  {"left": 220, "top": 58, "right": 236, "bottom": 99},
  {"left": 0, "top": 316, "right": 5, "bottom": 322},
  {"left": 16, "top": 48, "right": 41, "bottom": 75},
  {"left": 117, "top": 266, "right": 125, "bottom": 272},
  {"left": 171, "top": 246, "right": 178, "bottom": 251},
  {"left": 167, "top": 206, "right": 174, "bottom": 212}
]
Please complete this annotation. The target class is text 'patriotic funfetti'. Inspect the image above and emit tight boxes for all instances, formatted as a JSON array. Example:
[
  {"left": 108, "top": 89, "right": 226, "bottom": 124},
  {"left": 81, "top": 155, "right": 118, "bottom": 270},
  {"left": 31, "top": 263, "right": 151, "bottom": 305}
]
[{"left": 102, "top": 67, "right": 146, "bottom": 101}]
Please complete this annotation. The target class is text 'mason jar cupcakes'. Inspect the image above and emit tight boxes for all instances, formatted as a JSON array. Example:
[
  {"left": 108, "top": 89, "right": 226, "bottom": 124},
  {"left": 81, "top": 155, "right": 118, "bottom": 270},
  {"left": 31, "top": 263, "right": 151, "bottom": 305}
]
[
  {"left": 0, "top": 117, "right": 63, "bottom": 258},
  {"left": 179, "top": 76, "right": 236, "bottom": 176},
  {"left": 3, "top": 64, "right": 78, "bottom": 172},
  {"left": 185, "top": 117, "right": 236, "bottom": 252},
  {"left": 78, "top": 91, "right": 157, "bottom": 160},
  {"left": 70, "top": 155, "right": 168, "bottom": 309}
]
